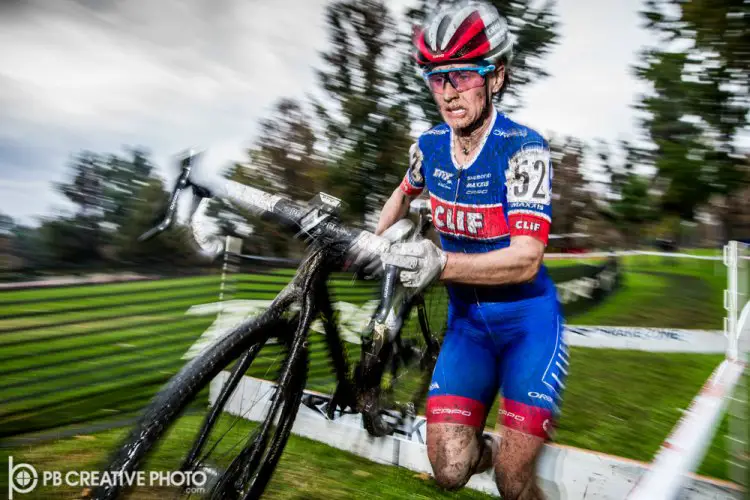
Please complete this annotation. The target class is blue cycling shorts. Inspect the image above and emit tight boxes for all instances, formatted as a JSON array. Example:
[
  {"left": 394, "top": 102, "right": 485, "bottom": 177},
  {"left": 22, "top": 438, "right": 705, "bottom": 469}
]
[{"left": 426, "top": 291, "right": 566, "bottom": 439}]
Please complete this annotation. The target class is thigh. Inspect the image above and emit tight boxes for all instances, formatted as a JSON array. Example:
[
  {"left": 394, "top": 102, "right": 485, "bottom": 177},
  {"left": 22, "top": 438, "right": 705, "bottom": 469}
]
[
  {"left": 426, "top": 321, "right": 498, "bottom": 483},
  {"left": 427, "top": 319, "right": 499, "bottom": 428},
  {"left": 499, "top": 296, "right": 566, "bottom": 440}
]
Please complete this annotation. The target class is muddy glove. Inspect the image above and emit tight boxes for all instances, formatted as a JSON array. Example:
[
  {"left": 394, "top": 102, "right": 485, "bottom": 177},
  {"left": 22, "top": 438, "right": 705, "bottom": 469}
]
[
  {"left": 346, "top": 220, "right": 416, "bottom": 279},
  {"left": 345, "top": 231, "right": 391, "bottom": 277},
  {"left": 381, "top": 239, "right": 447, "bottom": 289}
]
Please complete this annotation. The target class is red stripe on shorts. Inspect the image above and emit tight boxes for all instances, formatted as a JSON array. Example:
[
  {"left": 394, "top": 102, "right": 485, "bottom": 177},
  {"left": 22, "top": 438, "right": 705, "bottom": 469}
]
[
  {"left": 426, "top": 395, "right": 485, "bottom": 427},
  {"left": 502, "top": 399, "right": 555, "bottom": 439}
]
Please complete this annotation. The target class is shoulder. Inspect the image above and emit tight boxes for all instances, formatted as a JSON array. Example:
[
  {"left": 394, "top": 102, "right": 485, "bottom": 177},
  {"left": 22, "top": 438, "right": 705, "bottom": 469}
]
[
  {"left": 492, "top": 113, "right": 549, "bottom": 157},
  {"left": 416, "top": 123, "right": 450, "bottom": 148}
]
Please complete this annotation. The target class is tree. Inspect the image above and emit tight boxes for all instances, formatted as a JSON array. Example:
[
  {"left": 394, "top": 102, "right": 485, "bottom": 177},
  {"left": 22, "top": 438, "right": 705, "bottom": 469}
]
[
  {"left": 100, "top": 149, "right": 154, "bottom": 230},
  {"left": 57, "top": 152, "right": 106, "bottom": 219},
  {"left": 634, "top": 1, "right": 748, "bottom": 223},
  {"left": 53, "top": 148, "right": 159, "bottom": 262},
  {"left": 209, "top": 99, "right": 323, "bottom": 257},
  {"left": 114, "top": 178, "right": 198, "bottom": 266},
  {"left": 37, "top": 216, "right": 103, "bottom": 267},
  {"left": 594, "top": 140, "right": 656, "bottom": 245},
  {"left": 547, "top": 137, "right": 595, "bottom": 237},
  {"left": 400, "top": 0, "right": 561, "bottom": 125},
  {"left": 0, "top": 213, "right": 15, "bottom": 270},
  {"left": 10, "top": 225, "right": 54, "bottom": 269},
  {"left": 313, "top": 0, "right": 414, "bottom": 225}
]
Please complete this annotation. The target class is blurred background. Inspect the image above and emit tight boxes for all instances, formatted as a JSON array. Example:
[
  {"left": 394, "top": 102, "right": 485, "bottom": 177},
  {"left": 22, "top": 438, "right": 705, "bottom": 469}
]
[
  {"left": 0, "top": 0, "right": 749, "bottom": 498},
  {"left": 0, "top": 0, "right": 747, "bottom": 272}
]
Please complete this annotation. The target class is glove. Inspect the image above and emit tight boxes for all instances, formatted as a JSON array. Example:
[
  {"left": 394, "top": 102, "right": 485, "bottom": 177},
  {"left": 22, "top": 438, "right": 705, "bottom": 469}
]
[
  {"left": 381, "top": 238, "right": 447, "bottom": 289},
  {"left": 346, "top": 220, "right": 417, "bottom": 279},
  {"left": 345, "top": 231, "right": 391, "bottom": 277}
]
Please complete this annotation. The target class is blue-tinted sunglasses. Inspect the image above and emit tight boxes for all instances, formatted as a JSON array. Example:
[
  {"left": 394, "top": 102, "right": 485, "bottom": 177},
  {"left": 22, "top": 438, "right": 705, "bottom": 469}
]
[{"left": 423, "top": 65, "right": 496, "bottom": 94}]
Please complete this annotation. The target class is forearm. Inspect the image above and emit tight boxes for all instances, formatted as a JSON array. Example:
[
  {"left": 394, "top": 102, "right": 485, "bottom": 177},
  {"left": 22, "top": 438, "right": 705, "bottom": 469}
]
[
  {"left": 374, "top": 188, "right": 411, "bottom": 235},
  {"left": 440, "top": 237, "right": 544, "bottom": 286}
]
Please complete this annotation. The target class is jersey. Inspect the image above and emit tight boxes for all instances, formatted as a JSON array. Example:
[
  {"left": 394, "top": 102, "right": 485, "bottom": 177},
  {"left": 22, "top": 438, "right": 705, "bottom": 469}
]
[
  {"left": 400, "top": 108, "right": 565, "bottom": 438},
  {"left": 399, "top": 107, "right": 556, "bottom": 306}
]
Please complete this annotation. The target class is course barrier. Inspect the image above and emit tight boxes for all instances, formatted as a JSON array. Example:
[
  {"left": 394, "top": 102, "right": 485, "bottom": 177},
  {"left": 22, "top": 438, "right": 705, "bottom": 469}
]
[{"left": 210, "top": 372, "right": 743, "bottom": 499}]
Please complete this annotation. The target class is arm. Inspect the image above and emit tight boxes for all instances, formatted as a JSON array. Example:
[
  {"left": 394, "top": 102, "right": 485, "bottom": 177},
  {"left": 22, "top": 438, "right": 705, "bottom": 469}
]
[
  {"left": 441, "top": 140, "right": 553, "bottom": 286},
  {"left": 375, "top": 141, "right": 425, "bottom": 235},
  {"left": 440, "top": 236, "right": 545, "bottom": 285},
  {"left": 374, "top": 187, "right": 414, "bottom": 235}
]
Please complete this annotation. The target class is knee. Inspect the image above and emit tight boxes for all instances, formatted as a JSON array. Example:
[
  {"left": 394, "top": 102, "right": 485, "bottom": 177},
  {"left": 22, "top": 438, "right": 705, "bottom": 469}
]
[
  {"left": 432, "top": 461, "right": 472, "bottom": 491},
  {"left": 428, "top": 442, "right": 473, "bottom": 490}
]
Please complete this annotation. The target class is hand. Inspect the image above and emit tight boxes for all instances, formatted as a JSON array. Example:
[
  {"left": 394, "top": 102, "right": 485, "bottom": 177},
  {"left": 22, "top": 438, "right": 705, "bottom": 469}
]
[
  {"left": 381, "top": 238, "right": 447, "bottom": 289},
  {"left": 346, "top": 220, "right": 416, "bottom": 279},
  {"left": 345, "top": 231, "right": 391, "bottom": 277}
]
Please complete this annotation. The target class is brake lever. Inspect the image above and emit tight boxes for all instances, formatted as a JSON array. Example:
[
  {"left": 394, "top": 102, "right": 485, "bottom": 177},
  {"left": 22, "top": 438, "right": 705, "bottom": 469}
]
[{"left": 137, "top": 163, "right": 193, "bottom": 242}]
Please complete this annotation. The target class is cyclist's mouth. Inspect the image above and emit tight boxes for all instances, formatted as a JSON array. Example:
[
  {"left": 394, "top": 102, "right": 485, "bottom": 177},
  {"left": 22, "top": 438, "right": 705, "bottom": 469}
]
[{"left": 446, "top": 108, "right": 467, "bottom": 118}]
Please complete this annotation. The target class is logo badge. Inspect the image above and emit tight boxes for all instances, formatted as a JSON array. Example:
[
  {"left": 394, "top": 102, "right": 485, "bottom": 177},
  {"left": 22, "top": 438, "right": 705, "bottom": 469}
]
[{"left": 9, "top": 457, "right": 39, "bottom": 499}]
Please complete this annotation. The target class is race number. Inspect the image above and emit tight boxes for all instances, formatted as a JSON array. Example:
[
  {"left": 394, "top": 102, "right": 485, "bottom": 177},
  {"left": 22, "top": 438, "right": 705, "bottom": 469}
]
[{"left": 506, "top": 147, "right": 551, "bottom": 205}]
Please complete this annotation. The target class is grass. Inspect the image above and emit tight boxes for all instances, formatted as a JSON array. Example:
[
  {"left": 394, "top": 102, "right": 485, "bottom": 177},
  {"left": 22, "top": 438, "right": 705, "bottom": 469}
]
[
  {"left": 572, "top": 253, "right": 726, "bottom": 329},
  {"left": 0, "top": 414, "right": 492, "bottom": 499},
  {"left": 0, "top": 253, "right": 742, "bottom": 489}
]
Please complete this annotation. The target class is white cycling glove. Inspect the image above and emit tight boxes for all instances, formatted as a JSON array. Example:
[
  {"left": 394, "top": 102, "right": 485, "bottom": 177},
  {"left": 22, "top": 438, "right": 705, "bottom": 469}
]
[
  {"left": 345, "top": 231, "right": 392, "bottom": 277},
  {"left": 381, "top": 239, "right": 447, "bottom": 289},
  {"left": 346, "top": 220, "right": 417, "bottom": 279}
]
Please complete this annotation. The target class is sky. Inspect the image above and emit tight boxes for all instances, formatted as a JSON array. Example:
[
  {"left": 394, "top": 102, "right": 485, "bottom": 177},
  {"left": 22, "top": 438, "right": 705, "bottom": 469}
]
[{"left": 0, "top": 0, "right": 657, "bottom": 224}]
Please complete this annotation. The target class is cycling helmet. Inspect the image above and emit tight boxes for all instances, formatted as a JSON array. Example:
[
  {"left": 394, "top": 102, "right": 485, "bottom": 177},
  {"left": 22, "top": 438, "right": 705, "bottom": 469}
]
[{"left": 413, "top": 2, "right": 514, "bottom": 67}]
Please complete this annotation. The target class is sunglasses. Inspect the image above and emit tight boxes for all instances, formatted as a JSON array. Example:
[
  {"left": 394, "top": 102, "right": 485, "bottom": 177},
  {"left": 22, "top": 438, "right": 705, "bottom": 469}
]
[{"left": 423, "top": 65, "right": 496, "bottom": 94}]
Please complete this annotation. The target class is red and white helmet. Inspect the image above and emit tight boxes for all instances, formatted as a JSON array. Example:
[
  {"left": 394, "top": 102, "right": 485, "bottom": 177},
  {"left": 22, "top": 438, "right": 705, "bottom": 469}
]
[{"left": 414, "top": 2, "right": 514, "bottom": 67}]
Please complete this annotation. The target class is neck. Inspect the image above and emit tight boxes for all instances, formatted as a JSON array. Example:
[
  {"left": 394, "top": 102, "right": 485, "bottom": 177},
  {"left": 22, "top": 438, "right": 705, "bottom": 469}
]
[{"left": 456, "top": 105, "right": 494, "bottom": 142}]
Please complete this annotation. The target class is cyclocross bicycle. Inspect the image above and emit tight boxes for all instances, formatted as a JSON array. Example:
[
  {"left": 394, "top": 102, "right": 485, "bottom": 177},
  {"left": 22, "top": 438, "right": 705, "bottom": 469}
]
[{"left": 89, "top": 151, "right": 443, "bottom": 499}]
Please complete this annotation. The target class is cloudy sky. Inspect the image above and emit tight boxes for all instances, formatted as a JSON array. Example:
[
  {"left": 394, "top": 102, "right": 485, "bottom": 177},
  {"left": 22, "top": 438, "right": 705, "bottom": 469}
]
[{"left": 1, "top": 0, "right": 656, "bottom": 224}]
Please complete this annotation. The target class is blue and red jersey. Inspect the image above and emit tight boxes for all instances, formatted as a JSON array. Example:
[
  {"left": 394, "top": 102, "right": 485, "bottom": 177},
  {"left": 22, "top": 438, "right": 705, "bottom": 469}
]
[{"left": 399, "top": 107, "right": 556, "bottom": 305}]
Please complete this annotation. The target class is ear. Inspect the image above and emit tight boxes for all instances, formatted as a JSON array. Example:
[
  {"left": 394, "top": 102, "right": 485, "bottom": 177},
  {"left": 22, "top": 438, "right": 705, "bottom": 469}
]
[{"left": 490, "top": 64, "right": 505, "bottom": 94}]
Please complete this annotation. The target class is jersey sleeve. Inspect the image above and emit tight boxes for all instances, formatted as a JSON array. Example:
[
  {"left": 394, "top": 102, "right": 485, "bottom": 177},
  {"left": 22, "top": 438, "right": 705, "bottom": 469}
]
[
  {"left": 505, "top": 141, "right": 553, "bottom": 245},
  {"left": 399, "top": 142, "right": 425, "bottom": 197}
]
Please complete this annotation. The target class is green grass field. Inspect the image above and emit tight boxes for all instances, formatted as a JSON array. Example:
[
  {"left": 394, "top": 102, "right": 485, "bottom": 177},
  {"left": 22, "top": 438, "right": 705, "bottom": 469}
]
[
  {"left": 0, "top": 414, "right": 494, "bottom": 499},
  {"left": 0, "top": 252, "right": 740, "bottom": 496}
]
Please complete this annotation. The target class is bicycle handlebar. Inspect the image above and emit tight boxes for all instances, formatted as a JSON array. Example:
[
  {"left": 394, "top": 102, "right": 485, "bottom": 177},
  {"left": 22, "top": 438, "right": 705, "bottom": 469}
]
[{"left": 139, "top": 150, "right": 381, "bottom": 259}]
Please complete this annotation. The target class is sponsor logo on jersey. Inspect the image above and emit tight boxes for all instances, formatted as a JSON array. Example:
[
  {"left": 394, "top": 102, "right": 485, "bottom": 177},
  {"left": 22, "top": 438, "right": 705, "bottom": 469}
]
[
  {"left": 467, "top": 173, "right": 491, "bottom": 181},
  {"left": 514, "top": 219, "right": 541, "bottom": 232},
  {"left": 424, "top": 127, "right": 449, "bottom": 136},
  {"left": 433, "top": 168, "right": 453, "bottom": 181},
  {"left": 499, "top": 409, "right": 526, "bottom": 422},
  {"left": 494, "top": 128, "right": 528, "bottom": 138},
  {"left": 430, "top": 194, "right": 509, "bottom": 240},
  {"left": 429, "top": 382, "right": 440, "bottom": 391},
  {"left": 528, "top": 392, "right": 554, "bottom": 403},
  {"left": 508, "top": 211, "right": 551, "bottom": 242},
  {"left": 431, "top": 408, "right": 472, "bottom": 417}
]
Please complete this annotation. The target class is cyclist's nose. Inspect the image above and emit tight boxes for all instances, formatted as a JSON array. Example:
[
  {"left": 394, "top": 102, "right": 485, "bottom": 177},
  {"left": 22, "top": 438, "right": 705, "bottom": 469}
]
[{"left": 442, "top": 81, "right": 459, "bottom": 101}]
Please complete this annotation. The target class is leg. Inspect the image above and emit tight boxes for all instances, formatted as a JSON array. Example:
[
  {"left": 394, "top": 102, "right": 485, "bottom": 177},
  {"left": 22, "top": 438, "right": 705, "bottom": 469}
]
[
  {"left": 494, "top": 426, "right": 545, "bottom": 500},
  {"left": 493, "top": 296, "right": 567, "bottom": 500},
  {"left": 427, "top": 423, "right": 493, "bottom": 490},
  {"left": 425, "top": 319, "right": 498, "bottom": 490}
]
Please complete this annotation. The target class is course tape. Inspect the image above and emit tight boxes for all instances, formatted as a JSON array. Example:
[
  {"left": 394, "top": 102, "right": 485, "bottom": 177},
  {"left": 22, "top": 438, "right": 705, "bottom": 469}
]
[{"left": 627, "top": 358, "right": 746, "bottom": 499}]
